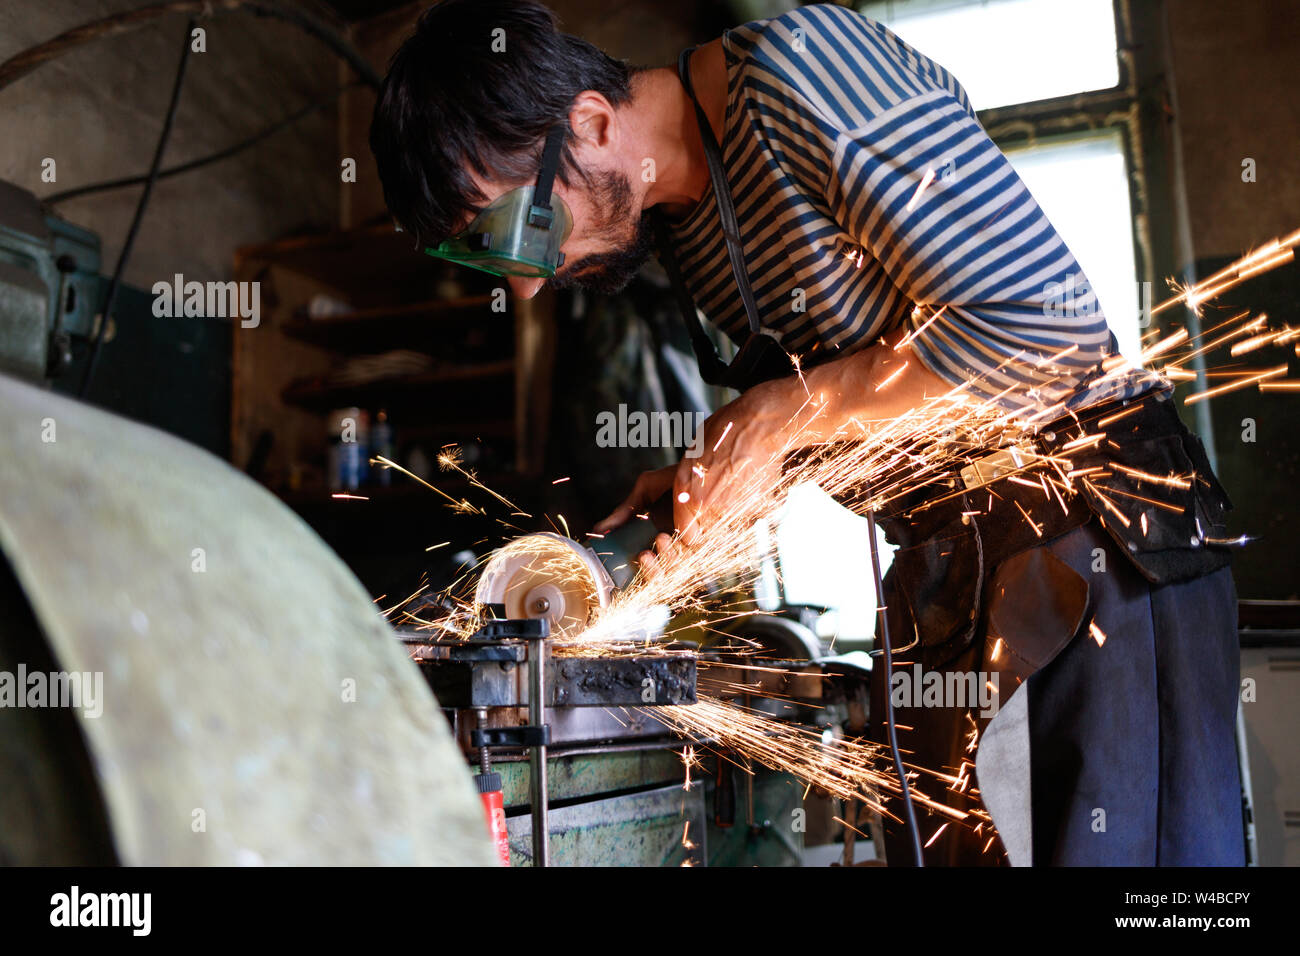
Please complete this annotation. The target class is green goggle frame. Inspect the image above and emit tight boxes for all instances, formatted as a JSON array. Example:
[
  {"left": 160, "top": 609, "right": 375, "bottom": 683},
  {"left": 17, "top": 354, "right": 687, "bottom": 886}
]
[
  {"left": 423, "top": 124, "right": 571, "bottom": 279},
  {"left": 424, "top": 186, "right": 572, "bottom": 278}
]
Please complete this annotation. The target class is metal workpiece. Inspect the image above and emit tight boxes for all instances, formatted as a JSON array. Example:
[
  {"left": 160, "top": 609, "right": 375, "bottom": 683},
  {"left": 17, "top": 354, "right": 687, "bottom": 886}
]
[
  {"left": 0, "top": 372, "right": 495, "bottom": 865},
  {"left": 406, "top": 634, "right": 527, "bottom": 711},
  {"left": 403, "top": 538, "right": 703, "bottom": 866},
  {"left": 405, "top": 609, "right": 702, "bottom": 866},
  {"left": 464, "top": 704, "right": 681, "bottom": 753},
  {"left": 550, "top": 653, "right": 696, "bottom": 706},
  {"left": 405, "top": 631, "right": 698, "bottom": 710}
]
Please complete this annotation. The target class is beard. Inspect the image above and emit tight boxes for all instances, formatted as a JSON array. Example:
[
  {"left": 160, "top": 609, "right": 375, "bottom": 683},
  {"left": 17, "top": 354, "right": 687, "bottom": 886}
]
[{"left": 549, "top": 168, "right": 654, "bottom": 295}]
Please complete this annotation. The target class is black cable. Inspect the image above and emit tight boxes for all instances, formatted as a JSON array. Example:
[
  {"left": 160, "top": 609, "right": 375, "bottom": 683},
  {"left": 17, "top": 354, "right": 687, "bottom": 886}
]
[
  {"left": 44, "top": 84, "right": 355, "bottom": 205},
  {"left": 0, "top": 1, "right": 379, "bottom": 93},
  {"left": 866, "top": 506, "right": 925, "bottom": 867},
  {"left": 78, "top": 18, "right": 195, "bottom": 399}
]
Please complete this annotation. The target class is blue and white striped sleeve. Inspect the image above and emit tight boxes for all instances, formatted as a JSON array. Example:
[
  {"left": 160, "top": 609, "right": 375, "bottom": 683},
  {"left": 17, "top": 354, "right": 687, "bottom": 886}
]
[
  {"left": 750, "top": 5, "right": 1115, "bottom": 411},
  {"left": 826, "top": 87, "right": 1114, "bottom": 411}
]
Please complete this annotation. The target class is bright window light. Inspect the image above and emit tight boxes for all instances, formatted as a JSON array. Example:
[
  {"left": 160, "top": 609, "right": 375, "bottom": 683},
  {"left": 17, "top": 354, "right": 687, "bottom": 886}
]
[
  {"left": 1003, "top": 130, "right": 1143, "bottom": 361},
  {"left": 776, "top": 484, "right": 894, "bottom": 642},
  {"left": 858, "top": 0, "right": 1120, "bottom": 110}
]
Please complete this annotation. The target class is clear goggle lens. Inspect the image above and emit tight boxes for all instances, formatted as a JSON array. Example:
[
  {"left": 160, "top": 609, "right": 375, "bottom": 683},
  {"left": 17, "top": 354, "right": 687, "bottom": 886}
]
[{"left": 424, "top": 187, "right": 572, "bottom": 278}]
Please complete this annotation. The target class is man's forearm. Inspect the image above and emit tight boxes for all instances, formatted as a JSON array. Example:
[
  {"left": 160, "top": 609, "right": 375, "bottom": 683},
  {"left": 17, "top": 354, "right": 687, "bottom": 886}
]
[
  {"left": 673, "top": 333, "right": 958, "bottom": 541},
  {"left": 780, "top": 338, "right": 956, "bottom": 444}
]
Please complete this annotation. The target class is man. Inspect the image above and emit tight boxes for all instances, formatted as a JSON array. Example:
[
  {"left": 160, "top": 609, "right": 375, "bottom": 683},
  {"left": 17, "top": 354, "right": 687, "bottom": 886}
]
[{"left": 370, "top": 0, "right": 1244, "bottom": 866}]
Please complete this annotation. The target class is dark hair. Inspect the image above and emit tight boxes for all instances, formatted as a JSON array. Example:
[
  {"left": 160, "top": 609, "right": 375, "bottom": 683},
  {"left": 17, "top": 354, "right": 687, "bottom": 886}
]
[{"left": 369, "top": 0, "right": 634, "bottom": 248}]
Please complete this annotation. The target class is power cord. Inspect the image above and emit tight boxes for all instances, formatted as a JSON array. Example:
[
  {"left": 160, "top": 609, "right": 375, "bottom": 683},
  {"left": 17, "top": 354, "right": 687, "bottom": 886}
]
[
  {"left": 0, "top": 1, "right": 379, "bottom": 93},
  {"left": 45, "top": 84, "right": 356, "bottom": 206},
  {"left": 78, "top": 18, "right": 195, "bottom": 398},
  {"left": 866, "top": 506, "right": 925, "bottom": 867}
]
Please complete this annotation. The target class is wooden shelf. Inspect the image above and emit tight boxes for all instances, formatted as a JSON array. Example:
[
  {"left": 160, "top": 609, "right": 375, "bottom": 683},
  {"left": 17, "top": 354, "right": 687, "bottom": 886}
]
[
  {"left": 235, "top": 222, "right": 426, "bottom": 290},
  {"left": 233, "top": 222, "right": 554, "bottom": 486},
  {"left": 280, "top": 295, "right": 500, "bottom": 352},
  {"left": 280, "top": 358, "right": 517, "bottom": 413}
]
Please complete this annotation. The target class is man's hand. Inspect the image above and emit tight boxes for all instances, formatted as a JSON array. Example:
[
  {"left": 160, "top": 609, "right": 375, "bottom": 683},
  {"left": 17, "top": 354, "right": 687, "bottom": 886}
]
[
  {"left": 592, "top": 339, "right": 952, "bottom": 573},
  {"left": 671, "top": 378, "right": 802, "bottom": 548},
  {"left": 592, "top": 464, "right": 677, "bottom": 535},
  {"left": 592, "top": 464, "right": 679, "bottom": 576},
  {"left": 587, "top": 381, "right": 808, "bottom": 575},
  {"left": 590, "top": 385, "right": 802, "bottom": 572}
]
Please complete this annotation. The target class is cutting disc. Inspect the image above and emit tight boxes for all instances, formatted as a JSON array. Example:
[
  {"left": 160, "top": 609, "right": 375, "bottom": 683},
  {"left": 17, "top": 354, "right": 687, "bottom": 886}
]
[{"left": 474, "top": 532, "right": 614, "bottom": 639}]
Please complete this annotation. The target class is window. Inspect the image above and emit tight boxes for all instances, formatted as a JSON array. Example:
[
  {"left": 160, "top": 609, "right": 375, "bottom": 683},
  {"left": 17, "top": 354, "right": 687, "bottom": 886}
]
[
  {"left": 858, "top": 0, "right": 1121, "bottom": 109},
  {"left": 1004, "top": 130, "right": 1142, "bottom": 360}
]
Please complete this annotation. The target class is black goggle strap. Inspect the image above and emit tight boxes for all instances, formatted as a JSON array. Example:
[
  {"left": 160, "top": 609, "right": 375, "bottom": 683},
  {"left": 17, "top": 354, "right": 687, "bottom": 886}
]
[
  {"left": 527, "top": 124, "right": 567, "bottom": 229},
  {"left": 677, "top": 47, "right": 762, "bottom": 340},
  {"left": 654, "top": 49, "right": 794, "bottom": 390}
]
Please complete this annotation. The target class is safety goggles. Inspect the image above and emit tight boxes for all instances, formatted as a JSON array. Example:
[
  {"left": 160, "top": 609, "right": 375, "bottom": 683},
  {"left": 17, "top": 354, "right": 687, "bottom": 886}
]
[{"left": 423, "top": 125, "right": 572, "bottom": 278}]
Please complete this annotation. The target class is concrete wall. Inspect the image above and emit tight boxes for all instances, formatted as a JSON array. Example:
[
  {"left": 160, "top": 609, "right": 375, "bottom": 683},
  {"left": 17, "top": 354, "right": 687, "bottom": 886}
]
[
  {"left": 0, "top": 0, "right": 342, "bottom": 289},
  {"left": 1163, "top": 0, "right": 1300, "bottom": 599},
  {"left": 1166, "top": 0, "right": 1300, "bottom": 261}
]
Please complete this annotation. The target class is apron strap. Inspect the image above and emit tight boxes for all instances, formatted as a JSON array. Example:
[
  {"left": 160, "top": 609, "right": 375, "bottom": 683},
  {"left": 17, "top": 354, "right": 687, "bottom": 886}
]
[{"left": 654, "top": 45, "right": 786, "bottom": 389}]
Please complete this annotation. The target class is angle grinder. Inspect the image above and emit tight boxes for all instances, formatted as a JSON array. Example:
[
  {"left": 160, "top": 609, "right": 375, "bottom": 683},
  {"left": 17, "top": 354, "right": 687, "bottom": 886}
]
[{"left": 473, "top": 532, "right": 616, "bottom": 640}]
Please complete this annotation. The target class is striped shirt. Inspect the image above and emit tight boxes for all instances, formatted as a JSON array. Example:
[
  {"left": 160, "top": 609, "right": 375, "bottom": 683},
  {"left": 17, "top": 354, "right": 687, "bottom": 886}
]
[{"left": 665, "top": 3, "right": 1161, "bottom": 414}]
